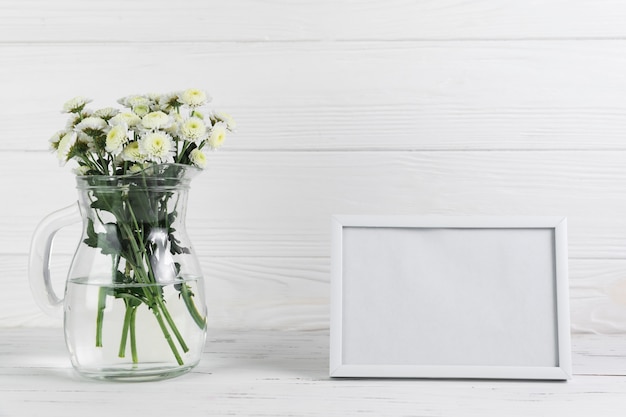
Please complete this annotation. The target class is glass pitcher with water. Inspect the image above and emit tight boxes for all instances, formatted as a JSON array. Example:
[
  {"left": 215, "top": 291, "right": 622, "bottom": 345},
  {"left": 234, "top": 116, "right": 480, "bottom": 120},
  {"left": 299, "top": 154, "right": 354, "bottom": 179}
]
[{"left": 29, "top": 164, "right": 207, "bottom": 381}]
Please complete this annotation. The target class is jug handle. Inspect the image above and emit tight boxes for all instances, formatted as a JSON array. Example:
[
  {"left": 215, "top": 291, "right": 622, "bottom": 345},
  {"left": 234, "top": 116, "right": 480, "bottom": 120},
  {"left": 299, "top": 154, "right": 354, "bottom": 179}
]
[{"left": 28, "top": 202, "right": 81, "bottom": 317}]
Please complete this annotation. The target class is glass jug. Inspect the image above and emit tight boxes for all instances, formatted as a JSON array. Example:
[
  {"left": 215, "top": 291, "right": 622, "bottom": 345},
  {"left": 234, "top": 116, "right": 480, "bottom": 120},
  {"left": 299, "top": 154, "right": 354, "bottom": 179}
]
[{"left": 29, "top": 164, "right": 207, "bottom": 381}]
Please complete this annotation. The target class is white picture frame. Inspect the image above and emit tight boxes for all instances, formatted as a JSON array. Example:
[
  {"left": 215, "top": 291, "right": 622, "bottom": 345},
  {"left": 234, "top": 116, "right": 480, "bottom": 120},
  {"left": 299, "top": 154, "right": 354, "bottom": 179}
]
[{"left": 330, "top": 215, "right": 571, "bottom": 380}]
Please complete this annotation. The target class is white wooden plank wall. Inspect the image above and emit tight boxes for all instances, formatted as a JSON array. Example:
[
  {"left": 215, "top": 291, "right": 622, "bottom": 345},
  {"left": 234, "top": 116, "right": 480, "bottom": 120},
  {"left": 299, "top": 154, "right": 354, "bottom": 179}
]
[{"left": 2, "top": 0, "right": 626, "bottom": 332}]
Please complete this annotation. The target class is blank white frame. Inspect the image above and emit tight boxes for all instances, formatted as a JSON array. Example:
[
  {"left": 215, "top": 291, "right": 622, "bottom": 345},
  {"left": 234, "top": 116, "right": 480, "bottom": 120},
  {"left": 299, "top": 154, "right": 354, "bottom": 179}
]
[{"left": 330, "top": 215, "right": 571, "bottom": 380}]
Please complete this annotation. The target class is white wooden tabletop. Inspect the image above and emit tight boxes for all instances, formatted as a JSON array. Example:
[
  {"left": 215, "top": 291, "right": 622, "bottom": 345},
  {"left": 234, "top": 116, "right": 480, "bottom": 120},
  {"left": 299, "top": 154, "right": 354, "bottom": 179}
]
[{"left": 1, "top": 329, "right": 626, "bottom": 416}]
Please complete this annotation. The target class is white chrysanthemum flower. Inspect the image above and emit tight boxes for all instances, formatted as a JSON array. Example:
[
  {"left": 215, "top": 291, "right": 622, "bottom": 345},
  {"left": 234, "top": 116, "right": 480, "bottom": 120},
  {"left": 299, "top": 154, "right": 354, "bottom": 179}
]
[
  {"left": 119, "top": 95, "right": 150, "bottom": 108},
  {"left": 139, "top": 131, "right": 174, "bottom": 163},
  {"left": 133, "top": 104, "right": 150, "bottom": 117},
  {"left": 121, "top": 141, "right": 146, "bottom": 163},
  {"left": 110, "top": 111, "right": 141, "bottom": 127},
  {"left": 105, "top": 125, "right": 129, "bottom": 155},
  {"left": 56, "top": 131, "right": 77, "bottom": 164},
  {"left": 164, "top": 112, "right": 183, "bottom": 135},
  {"left": 49, "top": 130, "right": 67, "bottom": 150},
  {"left": 141, "top": 111, "right": 171, "bottom": 130},
  {"left": 189, "top": 148, "right": 207, "bottom": 169},
  {"left": 212, "top": 111, "right": 236, "bottom": 131},
  {"left": 73, "top": 165, "right": 91, "bottom": 176},
  {"left": 179, "top": 89, "right": 209, "bottom": 107},
  {"left": 64, "top": 113, "right": 82, "bottom": 129},
  {"left": 76, "top": 116, "right": 107, "bottom": 131},
  {"left": 207, "top": 121, "right": 228, "bottom": 149},
  {"left": 76, "top": 132, "right": 96, "bottom": 151},
  {"left": 62, "top": 96, "right": 92, "bottom": 113},
  {"left": 94, "top": 107, "right": 120, "bottom": 120},
  {"left": 180, "top": 117, "right": 207, "bottom": 143},
  {"left": 157, "top": 93, "right": 180, "bottom": 112},
  {"left": 146, "top": 93, "right": 161, "bottom": 101}
]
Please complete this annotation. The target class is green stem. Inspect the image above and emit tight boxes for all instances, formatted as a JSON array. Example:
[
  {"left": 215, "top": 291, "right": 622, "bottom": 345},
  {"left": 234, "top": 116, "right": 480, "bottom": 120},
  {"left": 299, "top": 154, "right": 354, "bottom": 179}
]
[
  {"left": 84, "top": 153, "right": 105, "bottom": 175},
  {"left": 118, "top": 304, "right": 133, "bottom": 358},
  {"left": 150, "top": 301, "right": 184, "bottom": 365},
  {"left": 145, "top": 257, "right": 190, "bottom": 353},
  {"left": 156, "top": 297, "right": 189, "bottom": 353},
  {"left": 180, "top": 284, "right": 206, "bottom": 329},
  {"left": 120, "top": 221, "right": 189, "bottom": 360},
  {"left": 91, "top": 181, "right": 190, "bottom": 366},
  {"left": 176, "top": 142, "right": 187, "bottom": 163},
  {"left": 130, "top": 306, "right": 138, "bottom": 364},
  {"left": 96, "top": 287, "right": 107, "bottom": 347},
  {"left": 126, "top": 202, "right": 144, "bottom": 246}
]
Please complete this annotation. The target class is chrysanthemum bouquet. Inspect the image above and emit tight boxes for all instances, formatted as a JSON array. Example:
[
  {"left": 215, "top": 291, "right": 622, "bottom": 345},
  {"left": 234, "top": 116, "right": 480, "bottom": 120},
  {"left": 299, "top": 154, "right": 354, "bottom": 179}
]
[
  {"left": 50, "top": 88, "right": 235, "bottom": 173},
  {"left": 48, "top": 89, "right": 234, "bottom": 372}
]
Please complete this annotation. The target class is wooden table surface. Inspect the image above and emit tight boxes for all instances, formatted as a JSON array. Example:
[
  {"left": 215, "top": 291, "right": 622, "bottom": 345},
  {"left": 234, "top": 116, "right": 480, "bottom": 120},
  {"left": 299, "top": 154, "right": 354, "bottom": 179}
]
[{"left": 1, "top": 329, "right": 626, "bottom": 416}]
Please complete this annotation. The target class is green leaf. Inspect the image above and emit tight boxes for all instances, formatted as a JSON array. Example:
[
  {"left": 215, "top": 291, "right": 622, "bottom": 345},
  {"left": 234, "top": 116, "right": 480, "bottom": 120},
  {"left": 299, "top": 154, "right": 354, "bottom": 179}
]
[
  {"left": 169, "top": 233, "right": 190, "bottom": 255},
  {"left": 114, "top": 270, "right": 132, "bottom": 285},
  {"left": 116, "top": 292, "right": 143, "bottom": 308},
  {"left": 90, "top": 193, "right": 123, "bottom": 213},
  {"left": 99, "top": 223, "right": 122, "bottom": 255},
  {"left": 82, "top": 218, "right": 122, "bottom": 256},
  {"left": 167, "top": 210, "right": 178, "bottom": 225},
  {"left": 83, "top": 218, "right": 99, "bottom": 248}
]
